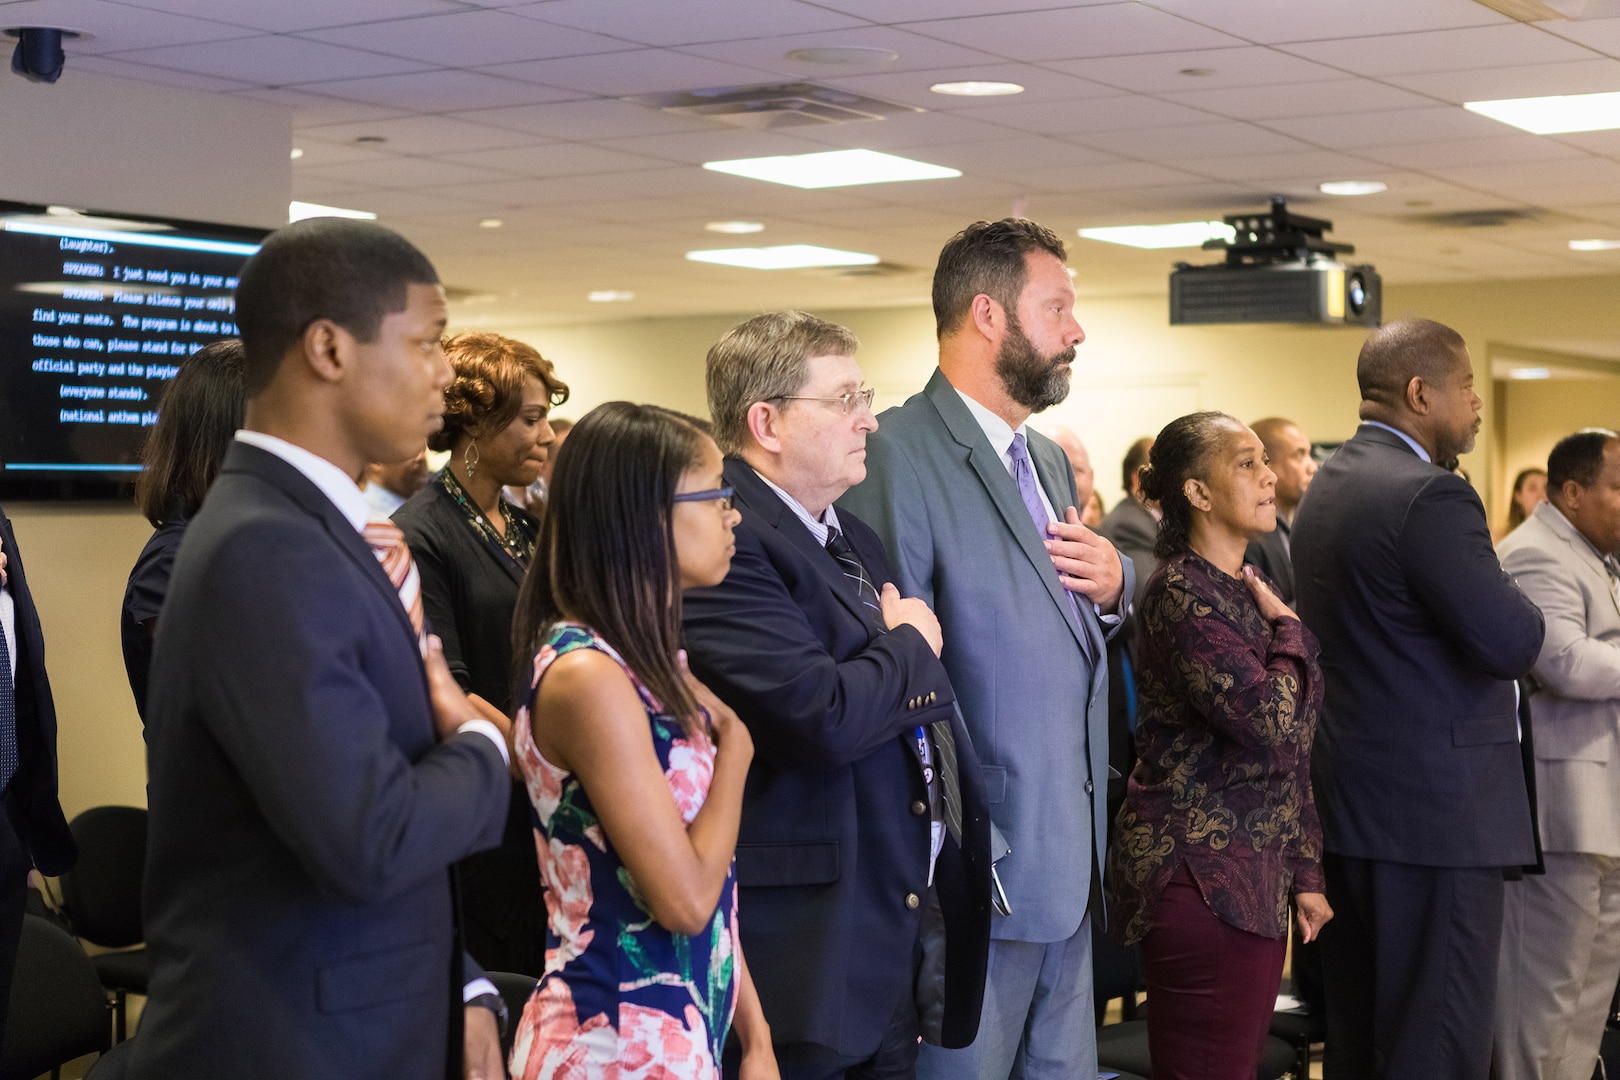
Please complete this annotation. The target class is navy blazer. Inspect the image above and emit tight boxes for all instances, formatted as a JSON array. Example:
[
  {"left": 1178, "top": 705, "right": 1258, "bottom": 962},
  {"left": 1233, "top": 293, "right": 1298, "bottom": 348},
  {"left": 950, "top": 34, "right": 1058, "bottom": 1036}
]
[
  {"left": 132, "top": 443, "right": 509, "bottom": 1080},
  {"left": 0, "top": 507, "right": 76, "bottom": 877},
  {"left": 682, "top": 459, "right": 991, "bottom": 1056},
  {"left": 1292, "top": 424, "right": 1545, "bottom": 867}
]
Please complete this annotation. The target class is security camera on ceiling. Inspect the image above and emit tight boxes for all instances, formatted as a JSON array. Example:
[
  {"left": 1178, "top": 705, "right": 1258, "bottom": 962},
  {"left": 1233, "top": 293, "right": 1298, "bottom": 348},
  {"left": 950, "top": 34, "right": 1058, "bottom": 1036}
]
[
  {"left": 7, "top": 27, "right": 75, "bottom": 84},
  {"left": 1169, "top": 196, "right": 1381, "bottom": 328}
]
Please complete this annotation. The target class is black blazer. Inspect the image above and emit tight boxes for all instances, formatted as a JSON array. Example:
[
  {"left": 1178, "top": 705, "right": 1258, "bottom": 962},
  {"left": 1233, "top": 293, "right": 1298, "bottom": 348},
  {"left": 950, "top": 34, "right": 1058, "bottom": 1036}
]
[
  {"left": 1291, "top": 424, "right": 1545, "bottom": 868},
  {"left": 131, "top": 443, "right": 509, "bottom": 1080},
  {"left": 682, "top": 459, "right": 991, "bottom": 1056},
  {"left": 0, "top": 507, "right": 76, "bottom": 877},
  {"left": 120, "top": 514, "right": 188, "bottom": 726},
  {"left": 1243, "top": 516, "right": 1295, "bottom": 606}
]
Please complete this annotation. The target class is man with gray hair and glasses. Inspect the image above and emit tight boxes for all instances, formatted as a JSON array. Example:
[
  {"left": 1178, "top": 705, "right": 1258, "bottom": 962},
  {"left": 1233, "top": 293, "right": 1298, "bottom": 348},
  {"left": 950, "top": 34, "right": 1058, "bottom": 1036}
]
[{"left": 683, "top": 309, "right": 992, "bottom": 1080}]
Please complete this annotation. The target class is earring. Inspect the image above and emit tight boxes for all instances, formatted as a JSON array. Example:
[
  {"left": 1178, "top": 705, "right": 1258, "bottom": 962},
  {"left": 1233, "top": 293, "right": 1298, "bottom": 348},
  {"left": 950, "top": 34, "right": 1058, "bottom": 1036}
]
[{"left": 463, "top": 441, "right": 479, "bottom": 480}]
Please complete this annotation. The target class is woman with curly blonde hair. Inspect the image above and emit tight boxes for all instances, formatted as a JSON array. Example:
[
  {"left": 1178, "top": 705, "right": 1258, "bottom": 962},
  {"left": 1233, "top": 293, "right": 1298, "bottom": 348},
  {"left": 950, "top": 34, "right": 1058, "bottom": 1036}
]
[
  {"left": 394, "top": 331, "right": 568, "bottom": 976},
  {"left": 1105, "top": 411, "right": 1331, "bottom": 1080}
]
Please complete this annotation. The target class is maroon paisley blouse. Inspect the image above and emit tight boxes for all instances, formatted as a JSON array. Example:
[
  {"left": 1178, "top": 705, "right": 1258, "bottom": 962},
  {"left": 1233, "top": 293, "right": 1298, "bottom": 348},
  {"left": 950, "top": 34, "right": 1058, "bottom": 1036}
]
[{"left": 1107, "top": 550, "right": 1325, "bottom": 944}]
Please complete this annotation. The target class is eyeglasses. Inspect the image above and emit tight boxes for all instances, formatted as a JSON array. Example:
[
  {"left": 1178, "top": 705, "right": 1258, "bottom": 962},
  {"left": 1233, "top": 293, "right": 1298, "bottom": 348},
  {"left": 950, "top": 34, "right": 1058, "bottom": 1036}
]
[
  {"left": 770, "top": 386, "right": 877, "bottom": 416},
  {"left": 673, "top": 486, "right": 735, "bottom": 511}
]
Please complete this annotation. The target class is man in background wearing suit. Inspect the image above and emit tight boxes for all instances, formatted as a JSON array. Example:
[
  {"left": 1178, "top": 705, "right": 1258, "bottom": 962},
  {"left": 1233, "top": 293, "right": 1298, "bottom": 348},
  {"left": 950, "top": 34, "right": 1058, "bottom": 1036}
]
[
  {"left": 841, "top": 219, "right": 1130, "bottom": 1080},
  {"left": 1292, "top": 318, "right": 1545, "bottom": 1080},
  {"left": 0, "top": 510, "right": 77, "bottom": 1055},
  {"left": 683, "top": 310, "right": 990, "bottom": 1079},
  {"left": 1098, "top": 435, "right": 1157, "bottom": 614},
  {"left": 1494, "top": 429, "right": 1620, "bottom": 1080},
  {"left": 1242, "top": 417, "right": 1316, "bottom": 606},
  {"left": 132, "top": 219, "right": 511, "bottom": 1080}
]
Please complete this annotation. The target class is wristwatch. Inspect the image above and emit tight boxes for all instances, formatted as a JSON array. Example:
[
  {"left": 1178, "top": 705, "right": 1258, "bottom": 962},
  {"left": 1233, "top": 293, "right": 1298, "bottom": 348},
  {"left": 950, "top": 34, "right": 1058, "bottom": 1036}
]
[{"left": 466, "top": 992, "right": 510, "bottom": 1039}]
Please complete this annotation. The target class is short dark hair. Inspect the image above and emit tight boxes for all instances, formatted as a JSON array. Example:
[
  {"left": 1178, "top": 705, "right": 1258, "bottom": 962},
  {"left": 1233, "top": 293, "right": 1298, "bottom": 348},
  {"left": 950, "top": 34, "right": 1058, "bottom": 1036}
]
[
  {"left": 511, "top": 401, "right": 710, "bottom": 731},
  {"left": 1121, "top": 436, "right": 1154, "bottom": 494},
  {"left": 932, "top": 219, "right": 1068, "bottom": 340},
  {"left": 234, "top": 218, "right": 439, "bottom": 395},
  {"left": 1356, "top": 318, "right": 1466, "bottom": 408},
  {"left": 135, "top": 338, "right": 246, "bottom": 526},
  {"left": 1139, "top": 412, "right": 1240, "bottom": 560},
  {"left": 1548, "top": 429, "right": 1619, "bottom": 493}
]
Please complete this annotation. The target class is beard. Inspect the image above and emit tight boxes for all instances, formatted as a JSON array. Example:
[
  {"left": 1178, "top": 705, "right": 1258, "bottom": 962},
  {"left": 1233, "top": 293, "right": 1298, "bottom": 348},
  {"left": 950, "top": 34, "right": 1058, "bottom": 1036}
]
[{"left": 995, "top": 312, "right": 1075, "bottom": 413}]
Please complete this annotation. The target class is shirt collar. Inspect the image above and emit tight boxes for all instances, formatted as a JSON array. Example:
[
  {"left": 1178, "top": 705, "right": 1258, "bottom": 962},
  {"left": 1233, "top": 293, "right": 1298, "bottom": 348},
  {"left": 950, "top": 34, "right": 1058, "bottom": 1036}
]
[
  {"left": 1360, "top": 420, "right": 1431, "bottom": 464},
  {"left": 954, "top": 387, "right": 1026, "bottom": 460},
  {"left": 234, "top": 430, "right": 371, "bottom": 533},
  {"left": 751, "top": 468, "right": 841, "bottom": 546}
]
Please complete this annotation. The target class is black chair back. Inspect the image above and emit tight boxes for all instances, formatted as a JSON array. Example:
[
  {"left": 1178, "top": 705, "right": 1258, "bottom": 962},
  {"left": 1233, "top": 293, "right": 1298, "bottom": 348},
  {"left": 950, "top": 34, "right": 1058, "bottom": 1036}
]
[
  {"left": 1, "top": 914, "right": 112, "bottom": 1078},
  {"left": 487, "top": 970, "right": 539, "bottom": 1059},
  {"left": 59, "top": 807, "right": 147, "bottom": 947}
]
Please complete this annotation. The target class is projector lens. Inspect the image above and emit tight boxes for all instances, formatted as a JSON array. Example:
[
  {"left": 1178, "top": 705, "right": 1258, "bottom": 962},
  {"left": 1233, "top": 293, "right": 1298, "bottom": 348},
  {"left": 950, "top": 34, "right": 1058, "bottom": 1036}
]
[{"left": 1347, "top": 274, "right": 1367, "bottom": 314}]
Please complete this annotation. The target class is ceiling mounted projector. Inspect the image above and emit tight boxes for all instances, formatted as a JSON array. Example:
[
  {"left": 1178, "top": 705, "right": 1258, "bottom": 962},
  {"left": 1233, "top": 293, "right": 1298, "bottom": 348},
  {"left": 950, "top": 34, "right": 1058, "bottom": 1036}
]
[{"left": 1169, "top": 196, "right": 1381, "bottom": 327}]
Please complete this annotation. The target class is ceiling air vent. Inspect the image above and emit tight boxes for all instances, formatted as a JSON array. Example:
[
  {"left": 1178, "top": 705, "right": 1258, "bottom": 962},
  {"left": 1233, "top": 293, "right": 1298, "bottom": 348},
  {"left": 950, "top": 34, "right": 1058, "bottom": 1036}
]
[
  {"left": 627, "top": 83, "right": 923, "bottom": 130},
  {"left": 1412, "top": 208, "right": 1543, "bottom": 228}
]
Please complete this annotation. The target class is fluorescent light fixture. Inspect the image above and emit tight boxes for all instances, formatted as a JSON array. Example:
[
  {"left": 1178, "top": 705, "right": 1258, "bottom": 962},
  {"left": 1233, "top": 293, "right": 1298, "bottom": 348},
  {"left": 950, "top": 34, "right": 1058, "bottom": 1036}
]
[
  {"left": 1570, "top": 238, "right": 1620, "bottom": 251},
  {"left": 1319, "top": 180, "right": 1386, "bottom": 196},
  {"left": 931, "top": 80, "right": 1025, "bottom": 97},
  {"left": 288, "top": 200, "right": 376, "bottom": 223},
  {"left": 686, "top": 244, "right": 880, "bottom": 270},
  {"left": 290, "top": 147, "right": 304, "bottom": 160},
  {"left": 1510, "top": 367, "right": 1551, "bottom": 380},
  {"left": 587, "top": 290, "right": 635, "bottom": 302},
  {"left": 1079, "top": 221, "right": 1237, "bottom": 250},
  {"left": 706, "top": 220, "right": 765, "bottom": 234},
  {"left": 703, "top": 149, "right": 960, "bottom": 189},
  {"left": 1465, "top": 91, "right": 1620, "bottom": 134},
  {"left": 478, "top": 218, "right": 504, "bottom": 229}
]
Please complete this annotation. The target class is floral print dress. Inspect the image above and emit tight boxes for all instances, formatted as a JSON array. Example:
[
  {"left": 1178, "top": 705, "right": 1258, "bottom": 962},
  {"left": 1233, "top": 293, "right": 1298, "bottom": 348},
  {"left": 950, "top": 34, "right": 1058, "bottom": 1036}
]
[{"left": 509, "top": 623, "right": 738, "bottom": 1080}]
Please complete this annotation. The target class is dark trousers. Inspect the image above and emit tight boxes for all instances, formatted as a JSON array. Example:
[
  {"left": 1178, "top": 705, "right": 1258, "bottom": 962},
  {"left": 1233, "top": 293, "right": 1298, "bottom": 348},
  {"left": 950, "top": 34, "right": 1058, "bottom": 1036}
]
[
  {"left": 0, "top": 797, "right": 32, "bottom": 1060},
  {"left": 1140, "top": 864, "right": 1288, "bottom": 1080},
  {"left": 726, "top": 934, "right": 924, "bottom": 1080},
  {"left": 1321, "top": 852, "right": 1505, "bottom": 1080}
]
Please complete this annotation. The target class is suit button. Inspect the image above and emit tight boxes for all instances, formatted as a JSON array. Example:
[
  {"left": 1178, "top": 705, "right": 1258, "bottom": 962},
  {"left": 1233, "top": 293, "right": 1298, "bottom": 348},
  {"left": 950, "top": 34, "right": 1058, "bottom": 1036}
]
[
  {"left": 905, "top": 892, "right": 920, "bottom": 910},
  {"left": 927, "top": 691, "right": 936, "bottom": 704},
  {"left": 911, "top": 800, "right": 928, "bottom": 816},
  {"left": 1084, "top": 779, "right": 1095, "bottom": 795},
  {"left": 908, "top": 697, "right": 918, "bottom": 709}
]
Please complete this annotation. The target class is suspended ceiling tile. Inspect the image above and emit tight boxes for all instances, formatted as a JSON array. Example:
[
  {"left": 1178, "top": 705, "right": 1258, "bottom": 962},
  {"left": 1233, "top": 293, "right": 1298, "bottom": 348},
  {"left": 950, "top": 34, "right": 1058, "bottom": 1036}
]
[
  {"left": 450, "top": 97, "right": 721, "bottom": 139},
  {"left": 295, "top": 155, "right": 521, "bottom": 189},
  {"left": 1161, "top": 79, "right": 1436, "bottom": 122},
  {"left": 1356, "top": 134, "right": 1589, "bottom": 169},
  {"left": 294, "top": 70, "right": 588, "bottom": 112},
  {"left": 478, "top": 49, "right": 782, "bottom": 96},
  {"left": 816, "top": 63, "right": 1120, "bottom": 112},
  {"left": 1279, "top": 23, "right": 1596, "bottom": 77},
  {"left": 68, "top": 53, "right": 254, "bottom": 91},
  {"left": 1042, "top": 45, "right": 1344, "bottom": 93},
  {"left": 903, "top": 5, "right": 1245, "bottom": 63},
  {"left": 1161, "top": 148, "right": 1389, "bottom": 183},
  {"left": 958, "top": 94, "right": 1220, "bottom": 136},
  {"left": 1142, "top": 0, "right": 1509, "bottom": 44},
  {"left": 589, "top": 127, "right": 829, "bottom": 167},
  {"left": 508, "top": 0, "right": 868, "bottom": 47},
  {"left": 300, "top": 114, "right": 544, "bottom": 155},
  {"left": 674, "top": 25, "right": 1006, "bottom": 77},
  {"left": 305, "top": 8, "right": 632, "bottom": 67},
  {"left": 1265, "top": 106, "right": 1510, "bottom": 149},
  {"left": 452, "top": 142, "right": 672, "bottom": 177},
  {"left": 784, "top": 111, "right": 1018, "bottom": 152},
  {"left": 1535, "top": 16, "right": 1620, "bottom": 58},
  {"left": 112, "top": 0, "right": 458, "bottom": 34},
  {"left": 109, "top": 34, "right": 435, "bottom": 84},
  {"left": 0, "top": 0, "right": 248, "bottom": 53},
  {"left": 1382, "top": 58, "right": 1620, "bottom": 104},
  {"left": 230, "top": 86, "right": 410, "bottom": 125},
  {"left": 910, "top": 136, "right": 1123, "bottom": 175},
  {"left": 1077, "top": 120, "right": 1314, "bottom": 159}
]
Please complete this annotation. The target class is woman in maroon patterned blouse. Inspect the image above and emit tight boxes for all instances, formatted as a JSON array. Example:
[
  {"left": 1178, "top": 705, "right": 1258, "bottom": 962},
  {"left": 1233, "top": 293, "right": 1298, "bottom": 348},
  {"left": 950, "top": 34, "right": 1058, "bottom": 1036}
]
[{"left": 1106, "top": 411, "right": 1332, "bottom": 1080}]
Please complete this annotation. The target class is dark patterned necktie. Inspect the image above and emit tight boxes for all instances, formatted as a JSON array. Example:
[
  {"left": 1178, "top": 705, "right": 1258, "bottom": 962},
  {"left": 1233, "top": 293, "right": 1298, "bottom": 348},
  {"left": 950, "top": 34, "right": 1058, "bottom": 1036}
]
[
  {"left": 826, "top": 527, "right": 882, "bottom": 615},
  {"left": 0, "top": 612, "right": 16, "bottom": 793}
]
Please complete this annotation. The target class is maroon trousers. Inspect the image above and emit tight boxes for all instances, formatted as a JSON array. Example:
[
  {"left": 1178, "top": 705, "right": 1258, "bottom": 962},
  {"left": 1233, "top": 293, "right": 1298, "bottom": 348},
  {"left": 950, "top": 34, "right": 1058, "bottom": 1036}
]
[{"left": 1140, "top": 865, "right": 1288, "bottom": 1080}]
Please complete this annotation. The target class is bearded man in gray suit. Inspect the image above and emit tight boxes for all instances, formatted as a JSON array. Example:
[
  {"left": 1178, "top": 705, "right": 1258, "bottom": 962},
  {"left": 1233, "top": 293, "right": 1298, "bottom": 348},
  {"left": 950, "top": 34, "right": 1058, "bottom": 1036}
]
[
  {"left": 840, "top": 218, "right": 1129, "bottom": 1080},
  {"left": 1495, "top": 428, "right": 1620, "bottom": 1080}
]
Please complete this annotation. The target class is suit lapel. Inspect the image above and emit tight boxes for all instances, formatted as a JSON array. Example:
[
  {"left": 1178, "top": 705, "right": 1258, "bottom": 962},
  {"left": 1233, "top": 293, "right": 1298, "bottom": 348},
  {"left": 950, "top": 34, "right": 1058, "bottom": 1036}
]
[
  {"left": 1540, "top": 505, "right": 1620, "bottom": 620},
  {"left": 228, "top": 443, "right": 424, "bottom": 654},
  {"left": 725, "top": 458, "right": 883, "bottom": 635},
  {"left": 1028, "top": 433, "right": 1105, "bottom": 662},
  {"left": 923, "top": 371, "right": 1095, "bottom": 659}
]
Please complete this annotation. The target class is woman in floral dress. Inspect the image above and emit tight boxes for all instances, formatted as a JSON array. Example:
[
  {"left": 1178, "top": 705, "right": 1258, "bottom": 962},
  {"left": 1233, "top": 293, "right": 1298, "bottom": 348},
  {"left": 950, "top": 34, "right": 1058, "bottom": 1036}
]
[
  {"left": 1106, "top": 411, "right": 1333, "bottom": 1080},
  {"left": 507, "top": 402, "right": 776, "bottom": 1080}
]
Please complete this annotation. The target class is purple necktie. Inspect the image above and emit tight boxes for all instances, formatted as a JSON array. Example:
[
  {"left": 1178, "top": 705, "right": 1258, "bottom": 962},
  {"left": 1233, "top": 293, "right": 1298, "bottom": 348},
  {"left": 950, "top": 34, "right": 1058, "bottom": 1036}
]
[{"left": 1008, "top": 433, "right": 1089, "bottom": 653}]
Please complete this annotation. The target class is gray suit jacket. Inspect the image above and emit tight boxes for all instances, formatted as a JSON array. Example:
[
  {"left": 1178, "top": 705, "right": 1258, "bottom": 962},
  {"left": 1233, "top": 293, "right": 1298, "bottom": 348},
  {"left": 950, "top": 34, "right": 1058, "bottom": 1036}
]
[
  {"left": 1500, "top": 501, "right": 1620, "bottom": 857},
  {"left": 839, "top": 368, "right": 1131, "bottom": 943}
]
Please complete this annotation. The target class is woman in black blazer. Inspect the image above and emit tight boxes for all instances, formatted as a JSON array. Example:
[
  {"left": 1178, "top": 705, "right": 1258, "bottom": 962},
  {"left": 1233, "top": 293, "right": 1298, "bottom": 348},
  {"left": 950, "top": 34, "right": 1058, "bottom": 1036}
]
[
  {"left": 121, "top": 339, "right": 246, "bottom": 725},
  {"left": 393, "top": 331, "right": 568, "bottom": 977}
]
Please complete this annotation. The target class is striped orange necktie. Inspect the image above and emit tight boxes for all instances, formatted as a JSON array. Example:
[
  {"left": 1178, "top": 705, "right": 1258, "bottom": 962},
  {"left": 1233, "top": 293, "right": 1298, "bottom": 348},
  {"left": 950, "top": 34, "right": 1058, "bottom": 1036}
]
[{"left": 363, "top": 518, "right": 426, "bottom": 653}]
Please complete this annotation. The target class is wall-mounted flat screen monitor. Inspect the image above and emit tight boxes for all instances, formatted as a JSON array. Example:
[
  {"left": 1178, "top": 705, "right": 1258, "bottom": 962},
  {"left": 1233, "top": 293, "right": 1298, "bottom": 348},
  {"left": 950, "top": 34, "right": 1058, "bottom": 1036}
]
[{"left": 0, "top": 201, "right": 267, "bottom": 499}]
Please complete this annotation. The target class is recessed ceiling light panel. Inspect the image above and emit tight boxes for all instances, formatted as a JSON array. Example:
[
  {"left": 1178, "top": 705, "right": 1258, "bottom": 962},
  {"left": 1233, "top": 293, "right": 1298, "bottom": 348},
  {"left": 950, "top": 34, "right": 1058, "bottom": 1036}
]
[
  {"left": 290, "top": 147, "right": 304, "bottom": 160},
  {"left": 587, "top": 290, "right": 635, "bottom": 302},
  {"left": 930, "top": 81, "right": 1025, "bottom": 97},
  {"left": 1465, "top": 91, "right": 1620, "bottom": 134},
  {"left": 479, "top": 218, "right": 504, "bottom": 229},
  {"left": 1570, "top": 238, "right": 1620, "bottom": 251},
  {"left": 703, "top": 149, "right": 960, "bottom": 189},
  {"left": 1319, "top": 180, "right": 1387, "bottom": 196},
  {"left": 1079, "top": 221, "right": 1237, "bottom": 250},
  {"left": 686, "top": 244, "right": 880, "bottom": 270},
  {"left": 1510, "top": 367, "right": 1551, "bottom": 380},
  {"left": 706, "top": 220, "right": 765, "bottom": 234},
  {"left": 288, "top": 201, "right": 376, "bottom": 223}
]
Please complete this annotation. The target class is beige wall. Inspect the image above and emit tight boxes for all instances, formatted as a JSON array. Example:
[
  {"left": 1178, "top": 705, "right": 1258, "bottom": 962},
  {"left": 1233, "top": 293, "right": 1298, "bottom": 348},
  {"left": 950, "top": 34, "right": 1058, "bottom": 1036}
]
[{"left": 1497, "top": 375, "right": 1620, "bottom": 516}]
